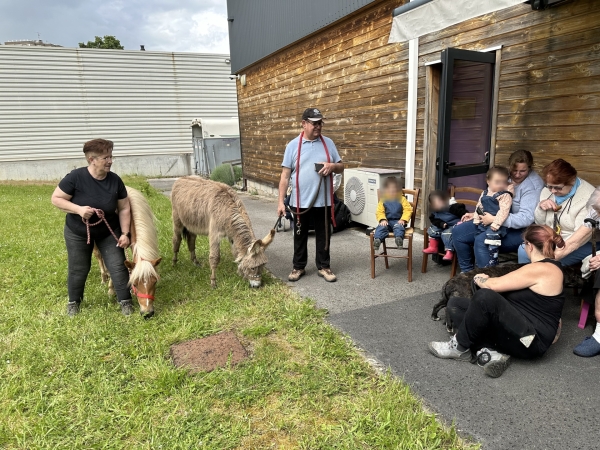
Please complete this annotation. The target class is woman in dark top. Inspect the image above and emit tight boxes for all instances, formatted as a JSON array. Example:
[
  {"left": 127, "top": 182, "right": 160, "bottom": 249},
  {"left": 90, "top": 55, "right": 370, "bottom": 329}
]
[
  {"left": 428, "top": 224, "right": 565, "bottom": 378},
  {"left": 51, "top": 139, "right": 133, "bottom": 316}
]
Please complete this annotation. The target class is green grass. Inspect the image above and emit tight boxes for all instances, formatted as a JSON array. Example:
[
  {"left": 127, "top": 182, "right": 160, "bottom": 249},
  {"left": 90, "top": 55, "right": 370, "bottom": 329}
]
[{"left": 0, "top": 178, "right": 477, "bottom": 450}]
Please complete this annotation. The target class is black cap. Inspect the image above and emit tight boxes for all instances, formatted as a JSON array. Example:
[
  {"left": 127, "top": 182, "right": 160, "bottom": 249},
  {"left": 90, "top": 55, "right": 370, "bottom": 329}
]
[{"left": 302, "top": 108, "right": 325, "bottom": 121}]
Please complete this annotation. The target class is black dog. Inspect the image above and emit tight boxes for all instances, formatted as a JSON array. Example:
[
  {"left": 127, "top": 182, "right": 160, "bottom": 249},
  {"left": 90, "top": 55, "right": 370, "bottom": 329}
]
[{"left": 431, "top": 264, "right": 585, "bottom": 321}]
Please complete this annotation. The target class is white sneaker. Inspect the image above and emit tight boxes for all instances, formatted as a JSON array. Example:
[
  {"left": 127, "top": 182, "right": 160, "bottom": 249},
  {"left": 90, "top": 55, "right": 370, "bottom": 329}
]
[
  {"left": 428, "top": 335, "right": 471, "bottom": 361},
  {"left": 476, "top": 348, "right": 511, "bottom": 378}
]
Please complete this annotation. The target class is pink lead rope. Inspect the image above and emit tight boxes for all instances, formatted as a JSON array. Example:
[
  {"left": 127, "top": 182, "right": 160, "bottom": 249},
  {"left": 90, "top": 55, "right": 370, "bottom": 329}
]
[
  {"left": 294, "top": 131, "right": 337, "bottom": 229},
  {"left": 83, "top": 208, "right": 120, "bottom": 245}
]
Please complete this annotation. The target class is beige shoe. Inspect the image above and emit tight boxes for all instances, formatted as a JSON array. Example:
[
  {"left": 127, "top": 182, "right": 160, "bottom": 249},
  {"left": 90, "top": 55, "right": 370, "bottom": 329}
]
[
  {"left": 318, "top": 268, "right": 337, "bottom": 282},
  {"left": 288, "top": 269, "right": 306, "bottom": 282}
]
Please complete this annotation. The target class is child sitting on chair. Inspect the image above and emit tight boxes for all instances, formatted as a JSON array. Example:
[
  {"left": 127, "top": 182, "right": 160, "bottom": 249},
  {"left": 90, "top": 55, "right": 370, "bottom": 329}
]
[
  {"left": 473, "top": 166, "right": 514, "bottom": 267},
  {"left": 373, "top": 177, "right": 413, "bottom": 250},
  {"left": 423, "top": 190, "right": 467, "bottom": 261}
]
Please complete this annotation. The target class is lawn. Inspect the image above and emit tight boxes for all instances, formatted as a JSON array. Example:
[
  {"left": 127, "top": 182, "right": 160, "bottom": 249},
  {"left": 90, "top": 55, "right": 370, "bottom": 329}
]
[{"left": 0, "top": 178, "right": 476, "bottom": 449}]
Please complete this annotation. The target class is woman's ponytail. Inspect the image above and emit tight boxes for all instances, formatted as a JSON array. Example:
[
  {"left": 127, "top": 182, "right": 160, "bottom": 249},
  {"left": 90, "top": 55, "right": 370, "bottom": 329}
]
[{"left": 523, "top": 224, "right": 564, "bottom": 259}]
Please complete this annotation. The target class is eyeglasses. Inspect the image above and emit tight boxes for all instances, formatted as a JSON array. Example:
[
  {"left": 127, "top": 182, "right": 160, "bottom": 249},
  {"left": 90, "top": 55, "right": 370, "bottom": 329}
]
[
  {"left": 94, "top": 156, "right": 115, "bottom": 162},
  {"left": 545, "top": 184, "right": 566, "bottom": 192},
  {"left": 306, "top": 120, "right": 323, "bottom": 127}
]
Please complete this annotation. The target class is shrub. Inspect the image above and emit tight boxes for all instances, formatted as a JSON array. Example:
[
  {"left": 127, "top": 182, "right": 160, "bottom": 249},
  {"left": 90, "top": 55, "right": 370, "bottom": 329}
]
[
  {"left": 210, "top": 164, "right": 236, "bottom": 186},
  {"left": 234, "top": 165, "right": 243, "bottom": 182}
]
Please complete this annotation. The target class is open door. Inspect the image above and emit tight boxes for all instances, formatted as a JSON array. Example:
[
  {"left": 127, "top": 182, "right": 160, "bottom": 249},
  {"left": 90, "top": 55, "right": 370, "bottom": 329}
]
[{"left": 436, "top": 48, "right": 496, "bottom": 195}]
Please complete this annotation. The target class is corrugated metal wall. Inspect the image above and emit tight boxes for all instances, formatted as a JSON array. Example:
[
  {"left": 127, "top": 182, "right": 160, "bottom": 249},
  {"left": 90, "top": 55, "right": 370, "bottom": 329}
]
[
  {"left": 0, "top": 46, "right": 238, "bottom": 162},
  {"left": 226, "top": 0, "right": 376, "bottom": 73}
]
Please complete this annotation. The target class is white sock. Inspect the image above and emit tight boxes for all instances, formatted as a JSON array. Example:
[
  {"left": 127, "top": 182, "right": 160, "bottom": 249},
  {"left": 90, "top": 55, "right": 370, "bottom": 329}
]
[{"left": 592, "top": 322, "right": 600, "bottom": 343}]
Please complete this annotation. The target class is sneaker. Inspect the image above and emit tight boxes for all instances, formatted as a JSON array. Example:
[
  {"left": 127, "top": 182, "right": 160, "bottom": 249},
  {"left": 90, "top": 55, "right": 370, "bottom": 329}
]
[
  {"left": 317, "top": 268, "right": 337, "bottom": 282},
  {"left": 573, "top": 335, "right": 600, "bottom": 357},
  {"left": 67, "top": 302, "right": 80, "bottom": 317},
  {"left": 373, "top": 238, "right": 381, "bottom": 251},
  {"left": 476, "top": 348, "right": 511, "bottom": 378},
  {"left": 120, "top": 300, "right": 134, "bottom": 316},
  {"left": 288, "top": 269, "right": 306, "bottom": 282},
  {"left": 395, "top": 237, "right": 404, "bottom": 248},
  {"left": 428, "top": 335, "right": 471, "bottom": 361}
]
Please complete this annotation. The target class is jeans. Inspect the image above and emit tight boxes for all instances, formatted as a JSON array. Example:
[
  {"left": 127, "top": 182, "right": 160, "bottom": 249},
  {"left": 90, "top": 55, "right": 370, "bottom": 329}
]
[
  {"left": 518, "top": 241, "right": 598, "bottom": 266},
  {"left": 374, "top": 220, "right": 405, "bottom": 241},
  {"left": 428, "top": 225, "right": 455, "bottom": 251},
  {"left": 452, "top": 221, "right": 524, "bottom": 272},
  {"left": 293, "top": 207, "right": 331, "bottom": 270},
  {"left": 64, "top": 225, "right": 131, "bottom": 304},
  {"left": 452, "top": 290, "right": 548, "bottom": 359}
]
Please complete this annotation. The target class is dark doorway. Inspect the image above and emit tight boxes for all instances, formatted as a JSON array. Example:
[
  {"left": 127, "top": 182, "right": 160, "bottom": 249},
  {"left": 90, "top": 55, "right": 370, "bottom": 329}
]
[{"left": 436, "top": 48, "right": 496, "bottom": 199}]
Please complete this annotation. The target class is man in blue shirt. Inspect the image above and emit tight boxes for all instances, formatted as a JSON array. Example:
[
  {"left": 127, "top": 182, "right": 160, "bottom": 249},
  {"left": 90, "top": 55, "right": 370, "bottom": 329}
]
[{"left": 277, "top": 108, "right": 344, "bottom": 282}]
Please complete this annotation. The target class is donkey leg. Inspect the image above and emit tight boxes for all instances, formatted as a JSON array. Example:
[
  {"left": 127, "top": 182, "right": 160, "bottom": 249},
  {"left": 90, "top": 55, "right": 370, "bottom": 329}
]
[
  {"left": 208, "top": 234, "right": 221, "bottom": 289},
  {"left": 186, "top": 232, "right": 201, "bottom": 267},
  {"left": 172, "top": 216, "right": 183, "bottom": 266}
]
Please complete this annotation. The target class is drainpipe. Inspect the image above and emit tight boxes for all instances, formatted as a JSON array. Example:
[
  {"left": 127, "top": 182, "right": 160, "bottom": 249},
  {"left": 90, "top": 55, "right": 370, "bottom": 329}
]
[{"left": 404, "top": 0, "right": 419, "bottom": 193}]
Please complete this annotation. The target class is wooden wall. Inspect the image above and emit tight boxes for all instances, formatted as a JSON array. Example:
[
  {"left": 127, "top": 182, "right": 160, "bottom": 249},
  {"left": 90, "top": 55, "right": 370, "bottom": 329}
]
[
  {"left": 236, "top": 0, "right": 409, "bottom": 188},
  {"left": 237, "top": 0, "right": 600, "bottom": 200},
  {"left": 417, "top": 0, "right": 600, "bottom": 188}
]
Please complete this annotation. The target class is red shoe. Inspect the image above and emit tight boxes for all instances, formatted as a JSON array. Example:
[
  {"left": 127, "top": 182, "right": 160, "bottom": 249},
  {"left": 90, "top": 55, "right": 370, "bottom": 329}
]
[
  {"left": 443, "top": 250, "right": 454, "bottom": 261},
  {"left": 423, "top": 239, "right": 439, "bottom": 254}
]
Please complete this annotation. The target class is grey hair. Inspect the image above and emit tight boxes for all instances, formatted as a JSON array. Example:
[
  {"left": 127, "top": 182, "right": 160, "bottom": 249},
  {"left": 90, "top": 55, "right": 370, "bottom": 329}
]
[{"left": 586, "top": 186, "right": 600, "bottom": 211}]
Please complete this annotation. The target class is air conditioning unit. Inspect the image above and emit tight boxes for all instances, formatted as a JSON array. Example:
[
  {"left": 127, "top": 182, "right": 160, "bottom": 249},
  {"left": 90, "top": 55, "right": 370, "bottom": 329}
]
[{"left": 343, "top": 168, "right": 404, "bottom": 228}]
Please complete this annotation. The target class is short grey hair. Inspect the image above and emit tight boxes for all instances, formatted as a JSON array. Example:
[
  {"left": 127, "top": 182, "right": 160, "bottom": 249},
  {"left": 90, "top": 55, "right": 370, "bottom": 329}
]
[{"left": 586, "top": 186, "right": 600, "bottom": 211}]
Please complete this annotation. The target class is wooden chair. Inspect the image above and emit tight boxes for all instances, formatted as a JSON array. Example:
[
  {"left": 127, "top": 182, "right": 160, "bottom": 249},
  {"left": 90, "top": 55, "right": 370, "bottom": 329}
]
[
  {"left": 370, "top": 188, "right": 420, "bottom": 282},
  {"left": 421, "top": 186, "right": 483, "bottom": 278}
]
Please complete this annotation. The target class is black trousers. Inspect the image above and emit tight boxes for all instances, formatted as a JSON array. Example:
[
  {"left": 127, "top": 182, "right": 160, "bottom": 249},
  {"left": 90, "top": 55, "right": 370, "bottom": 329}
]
[
  {"left": 64, "top": 225, "right": 131, "bottom": 304},
  {"left": 292, "top": 207, "right": 331, "bottom": 270},
  {"left": 451, "top": 290, "right": 547, "bottom": 359}
]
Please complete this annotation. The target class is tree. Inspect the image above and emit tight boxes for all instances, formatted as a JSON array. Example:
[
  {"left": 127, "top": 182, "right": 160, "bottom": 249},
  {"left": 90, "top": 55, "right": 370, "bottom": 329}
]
[{"left": 78, "top": 35, "right": 124, "bottom": 50}]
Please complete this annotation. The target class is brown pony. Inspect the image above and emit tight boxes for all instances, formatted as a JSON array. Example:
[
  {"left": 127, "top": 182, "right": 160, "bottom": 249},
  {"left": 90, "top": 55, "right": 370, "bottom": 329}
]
[
  {"left": 171, "top": 176, "right": 274, "bottom": 288},
  {"left": 95, "top": 186, "right": 161, "bottom": 317}
]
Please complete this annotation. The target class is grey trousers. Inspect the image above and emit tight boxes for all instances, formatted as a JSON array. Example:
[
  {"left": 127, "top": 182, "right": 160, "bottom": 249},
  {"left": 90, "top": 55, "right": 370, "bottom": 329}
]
[{"left": 64, "top": 225, "right": 131, "bottom": 304}]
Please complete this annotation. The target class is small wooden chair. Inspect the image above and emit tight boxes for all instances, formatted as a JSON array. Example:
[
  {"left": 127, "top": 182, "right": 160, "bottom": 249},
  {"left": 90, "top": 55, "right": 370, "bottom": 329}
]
[
  {"left": 421, "top": 186, "right": 483, "bottom": 278},
  {"left": 370, "top": 188, "right": 420, "bottom": 282}
]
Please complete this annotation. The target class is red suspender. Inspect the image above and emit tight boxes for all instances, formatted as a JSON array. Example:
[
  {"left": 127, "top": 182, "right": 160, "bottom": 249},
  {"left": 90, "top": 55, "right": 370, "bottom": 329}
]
[{"left": 295, "top": 132, "right": 337, "bottom": 227}]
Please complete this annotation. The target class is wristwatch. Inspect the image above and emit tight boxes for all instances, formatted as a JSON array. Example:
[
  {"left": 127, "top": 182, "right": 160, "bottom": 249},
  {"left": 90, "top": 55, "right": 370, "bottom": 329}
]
[{"left": 122, "top": 231, "right": 131, "bottom": 238}]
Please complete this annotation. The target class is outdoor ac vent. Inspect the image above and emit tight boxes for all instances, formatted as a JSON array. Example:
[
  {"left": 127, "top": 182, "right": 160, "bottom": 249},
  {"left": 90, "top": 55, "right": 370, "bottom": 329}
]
[{"left": 344, "top": 177, "right": 366, "bottom": 215}]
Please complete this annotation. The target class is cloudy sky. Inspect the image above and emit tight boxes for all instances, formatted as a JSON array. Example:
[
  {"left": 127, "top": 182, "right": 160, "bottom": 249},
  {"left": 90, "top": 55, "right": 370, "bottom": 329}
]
[{"left": 0, "top": 0, "right": 230, "bottom": 54}]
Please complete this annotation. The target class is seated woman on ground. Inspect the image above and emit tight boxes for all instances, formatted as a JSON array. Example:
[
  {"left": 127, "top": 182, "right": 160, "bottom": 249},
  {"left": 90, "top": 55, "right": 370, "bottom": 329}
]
[
  {"left": 452, "top": 150, "right": 543, "bottom": 273},
  {"left": 554, "top": 186, "right": 600, "bottom": 358},
  {"left": 518, "top": 158, "right": 595, "bottom": 266},
  {"left": 429, "top": 225, "right": 565, "bottom": 378}
]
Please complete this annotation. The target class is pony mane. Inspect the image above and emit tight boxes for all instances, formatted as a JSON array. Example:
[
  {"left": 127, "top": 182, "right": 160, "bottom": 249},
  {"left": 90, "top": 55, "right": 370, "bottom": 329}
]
[{"left": 126, "top": 186, "right": 160, "bottom": 284}]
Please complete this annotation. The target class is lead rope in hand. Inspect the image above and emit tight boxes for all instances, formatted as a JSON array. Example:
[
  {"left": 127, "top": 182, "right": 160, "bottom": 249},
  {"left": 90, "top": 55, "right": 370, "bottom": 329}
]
[{"left": 83, "top": 208, "right": 120, "bottom": 245}]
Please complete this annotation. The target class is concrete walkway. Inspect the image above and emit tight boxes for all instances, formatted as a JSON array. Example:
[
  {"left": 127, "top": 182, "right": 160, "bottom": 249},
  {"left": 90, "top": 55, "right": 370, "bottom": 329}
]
[{"left": 150, "top": 178, "right": 600, "bottom": 450}]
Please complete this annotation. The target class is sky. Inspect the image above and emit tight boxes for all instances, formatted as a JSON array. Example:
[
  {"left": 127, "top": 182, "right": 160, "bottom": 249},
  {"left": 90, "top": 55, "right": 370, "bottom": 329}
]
[{"left": 0, "top": 0, "right": 230, "bottom": 54}]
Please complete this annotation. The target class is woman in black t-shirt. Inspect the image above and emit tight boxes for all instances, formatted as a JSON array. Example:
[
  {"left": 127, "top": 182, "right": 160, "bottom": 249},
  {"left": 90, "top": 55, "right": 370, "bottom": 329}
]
[
  {"left": 428, "top": 225, "right": 566, "bottom": 378},
  {"left": 51, "top": 138, "right": 133, "bottom": 317}
]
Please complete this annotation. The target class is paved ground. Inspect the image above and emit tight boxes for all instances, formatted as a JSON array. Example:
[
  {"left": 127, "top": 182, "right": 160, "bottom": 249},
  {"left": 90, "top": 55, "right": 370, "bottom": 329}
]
[{"left": 150, "top": 178, "right": 600, "bottom": 450}]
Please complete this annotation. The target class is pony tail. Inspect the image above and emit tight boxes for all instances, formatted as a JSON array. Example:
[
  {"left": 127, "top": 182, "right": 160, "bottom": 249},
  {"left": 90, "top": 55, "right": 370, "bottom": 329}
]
[{"left": 553, "top": 233, "right": 565, "bottom": 249}]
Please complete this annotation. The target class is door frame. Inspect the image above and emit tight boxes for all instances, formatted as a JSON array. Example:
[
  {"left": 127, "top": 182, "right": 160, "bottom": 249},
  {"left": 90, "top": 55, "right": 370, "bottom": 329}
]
[{"left": 421, "top": 47, "right": 502, "bottom": 227}]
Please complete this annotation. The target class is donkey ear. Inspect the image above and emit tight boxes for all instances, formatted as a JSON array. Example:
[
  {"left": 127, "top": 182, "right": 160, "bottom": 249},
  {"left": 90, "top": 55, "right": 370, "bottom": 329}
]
[
  {"left": 262, "top": 229, "right": 275, "bottom": 248},
  {"left": 124, "top": 260, "right": 136, "bottom": 270},
  {"left": 248, "top": 240, "right": 263, "bottom": 255}
]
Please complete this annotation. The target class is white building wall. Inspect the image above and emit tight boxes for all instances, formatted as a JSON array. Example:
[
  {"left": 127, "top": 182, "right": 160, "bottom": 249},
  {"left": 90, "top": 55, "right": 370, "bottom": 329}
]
[{"left": 0, "top": 46, "right": 238, "bottom": 180}]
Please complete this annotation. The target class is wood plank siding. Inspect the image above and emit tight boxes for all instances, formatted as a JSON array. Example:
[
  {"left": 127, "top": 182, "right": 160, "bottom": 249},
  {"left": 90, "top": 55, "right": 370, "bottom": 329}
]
[
  {"left": 236, "top": 0, "right": 600, "bottom": 198},
  {"left": 236, "top": 0, "right": 409, "bottom": 187}
]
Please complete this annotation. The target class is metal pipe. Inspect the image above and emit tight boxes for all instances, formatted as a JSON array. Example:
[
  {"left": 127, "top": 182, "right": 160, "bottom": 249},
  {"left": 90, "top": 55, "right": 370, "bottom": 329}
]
[{"left": 392, "top": 0, "right": 433, "bottom": 17}]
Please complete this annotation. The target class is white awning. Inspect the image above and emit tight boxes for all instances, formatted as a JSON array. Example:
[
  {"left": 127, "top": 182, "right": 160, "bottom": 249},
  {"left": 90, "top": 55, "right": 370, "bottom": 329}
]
[{"left": 388, "top": 0, "right": 526, "bottom": 44}]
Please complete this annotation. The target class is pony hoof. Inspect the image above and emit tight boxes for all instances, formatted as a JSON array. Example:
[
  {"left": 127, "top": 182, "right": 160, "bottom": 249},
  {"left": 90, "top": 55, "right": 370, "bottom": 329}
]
[
  {"left": 193, "top": 261, "right": 201, "bottom": 268},
  {"left": 172, "top": 259, "right": 178, "bottom": 266},
  {"left": 431, "top": 315, "right": 440, "bottom": 321}
]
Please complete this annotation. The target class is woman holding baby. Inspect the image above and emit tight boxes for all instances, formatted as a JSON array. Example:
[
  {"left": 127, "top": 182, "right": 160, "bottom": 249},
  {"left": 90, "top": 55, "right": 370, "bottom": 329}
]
[{"left": 452, "top": 150, "right": 544, "bottom": 272}]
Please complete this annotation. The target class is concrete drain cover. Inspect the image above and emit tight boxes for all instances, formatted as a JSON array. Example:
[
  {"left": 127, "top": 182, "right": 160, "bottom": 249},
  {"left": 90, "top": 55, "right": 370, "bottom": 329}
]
[{"left": 170, "top": 331, "right": 248, "bottom": 373}]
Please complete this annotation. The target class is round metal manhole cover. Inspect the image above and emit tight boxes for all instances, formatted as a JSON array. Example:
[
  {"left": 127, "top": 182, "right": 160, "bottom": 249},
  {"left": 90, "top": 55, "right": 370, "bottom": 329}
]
[{"left": 170, "top": 331, "right": 248, "bottom": 373}]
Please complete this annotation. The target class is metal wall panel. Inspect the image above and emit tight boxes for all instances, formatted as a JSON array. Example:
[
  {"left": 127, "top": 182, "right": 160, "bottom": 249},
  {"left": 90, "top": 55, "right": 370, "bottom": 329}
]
[
  {"left": 227, "top": 0, "right": 376, "bottom": 73},
  {"left": 0, "top": 46, "right": 238, "bottom": 162}
]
